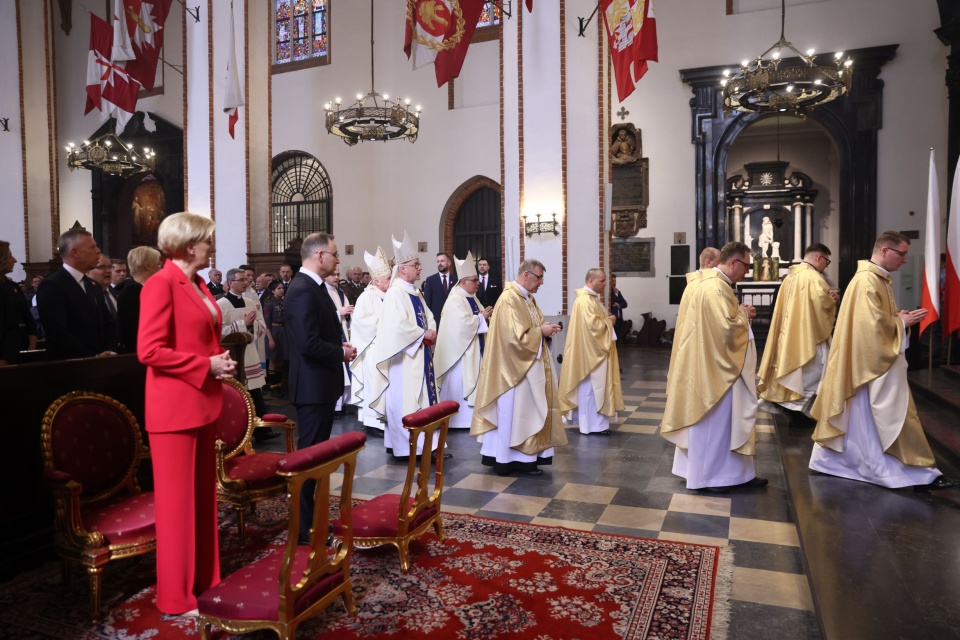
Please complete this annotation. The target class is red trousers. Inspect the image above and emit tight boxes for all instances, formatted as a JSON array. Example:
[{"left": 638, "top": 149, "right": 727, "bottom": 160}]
[{"left": 149, "top": 424, "right": 221, "bottom": 614}]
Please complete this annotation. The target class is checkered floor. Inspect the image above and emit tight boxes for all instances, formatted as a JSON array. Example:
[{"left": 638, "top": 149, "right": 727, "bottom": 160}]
[{"left": 262, "top": 347, "right": 821, "bottom": 639}]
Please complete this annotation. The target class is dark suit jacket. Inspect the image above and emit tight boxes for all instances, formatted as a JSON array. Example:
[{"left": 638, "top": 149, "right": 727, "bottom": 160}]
[
  {"left": 35, "top": 266, "right": 111, "bottom": 359},
  {"left": 284, "top": 272, "right": 345, "bottom": 405},
  {"left": 117, "top": 280, "right": 143, "bottom": 354},
  {"left": 207, "top": 281, "right": 225, "bottom": 296},
  {"left": 422, "top": 272, "right": 457, "bottom": 325},
  {"left": 476, "top": 274, "right": 502, "bottom": 309},
  {"left": 341, "top": 280, "right": 364, "bottom": 306}
]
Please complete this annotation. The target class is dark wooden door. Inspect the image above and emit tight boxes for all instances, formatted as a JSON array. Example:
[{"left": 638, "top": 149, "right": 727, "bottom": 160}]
[{"left": 453, "top": 186, "right": 501, "bottom": 283}]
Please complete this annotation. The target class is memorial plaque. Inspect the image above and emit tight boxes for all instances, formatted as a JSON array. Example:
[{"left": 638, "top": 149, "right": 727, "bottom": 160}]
[{"left": 611, "top": 237, "right": 655, "bottom": 277}]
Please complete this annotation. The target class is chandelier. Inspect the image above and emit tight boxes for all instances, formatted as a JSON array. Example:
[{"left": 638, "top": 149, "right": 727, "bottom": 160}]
[
  {"left": 324, "top": 0, "right": 420, "bottom": 146},
  {"left": 720, "top": 0, "right": 853, "bottom": 115},
  {"left": 65, "top": 133, "right": 156, "bottom": 176}
]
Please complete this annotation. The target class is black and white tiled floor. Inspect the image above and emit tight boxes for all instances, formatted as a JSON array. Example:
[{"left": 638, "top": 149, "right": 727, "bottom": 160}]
[{"left": 262, "top": 348, "right": 821, "bottom": 640}]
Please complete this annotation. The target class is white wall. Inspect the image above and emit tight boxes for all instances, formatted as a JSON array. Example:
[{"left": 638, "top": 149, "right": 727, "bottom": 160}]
[
  {"left": 614, "top": 0, "right": 947, "bottom": 329},
  {"left": 0, "top": 1, "right": 27, "bottom": 280}
]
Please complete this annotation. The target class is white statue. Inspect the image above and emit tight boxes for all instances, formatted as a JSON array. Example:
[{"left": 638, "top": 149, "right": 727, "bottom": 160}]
[
  {"left": 758, "top": 216, "right": 775, "bottom": 257},
  {"left": 771, "top": 241, "right": 781, "bottom": 260}
]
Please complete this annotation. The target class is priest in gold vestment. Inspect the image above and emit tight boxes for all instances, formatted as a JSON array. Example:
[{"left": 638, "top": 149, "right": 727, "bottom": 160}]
[
  {"left": 758, "top": 243, "right": 838, "bottom": 416},
  {"left": 470, "top": 259, "right": 567, "bottom": 476},
  {"left": 809, "top": 232, "right": 955, "bottom": 489},
  {"left": 435, "top": 252, "right": 492, "bottom": 430},
  {"left": 559, "top": 269, "right": 624, "bottom": 435},
  {"left": 661, "top": 242, "right": 767, "bottom": 492}
]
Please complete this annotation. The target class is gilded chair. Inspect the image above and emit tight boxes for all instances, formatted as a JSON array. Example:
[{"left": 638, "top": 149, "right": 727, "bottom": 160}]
[
  {"left": 40, "top": 390, "right": 156, "bottom": 624},
  {"left": 198, "top": 431, "right": 366, "bottom": 640},
  {"left": 334, "top": 400, "right": 459, "bottom": 572},
  {"left": 215, "top": 377, "right": 297, "bottom": 544}
]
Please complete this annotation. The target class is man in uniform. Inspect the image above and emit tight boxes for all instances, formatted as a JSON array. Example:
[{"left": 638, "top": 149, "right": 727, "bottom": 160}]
[
  {"left": 559, "top": 268, "right": 624, "bottom": 435},
  {"left": 809, "top": 231, "right": 957, "bottom": 490},
  {"left": 661, "top": 242, "right": 766, "bottom": 493},
  {"left": 758, "top": 243, "right": 838, "bottom": 418},
  {"left": 435, "top": 252, "right": 492, "bottom": 430},
  {"left": 341, "top": 266, "right": 365, "bottom": 305},
  {"left": 368, "top": 231, "right": 441, "bottom": 460},
  {"left": 471, "top": 259, "right": 567, "bottom": 476}
]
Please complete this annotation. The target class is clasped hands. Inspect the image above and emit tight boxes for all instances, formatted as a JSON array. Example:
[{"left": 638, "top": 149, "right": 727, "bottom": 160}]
[
  {"left": 899, "top": 308, "right": 928, "bottom": 328},
  {"left": 541, "top": 322, "right": 562, "bottom": 338},
  {"left": 209, "top": 351, "right": 238, "bottom": 379},
  {"left": 740, "top": 303, "right": 757, "bottom": 321}
]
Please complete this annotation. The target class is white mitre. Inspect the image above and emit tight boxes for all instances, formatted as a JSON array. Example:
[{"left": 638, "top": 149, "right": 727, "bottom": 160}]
[
  {"left": 364, "top": 246, "right": 391, "bottom": 280},
  {"left": 391, "top": 230, "right": 418, "bottom": 265},
  {"left": 454, "top": 250, "right": 478, "bottom": 279}
]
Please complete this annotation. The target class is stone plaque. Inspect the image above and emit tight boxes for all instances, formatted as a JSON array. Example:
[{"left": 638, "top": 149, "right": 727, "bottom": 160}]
[{"left": 611, "top": 237, "right": 655, "bottom": 277}]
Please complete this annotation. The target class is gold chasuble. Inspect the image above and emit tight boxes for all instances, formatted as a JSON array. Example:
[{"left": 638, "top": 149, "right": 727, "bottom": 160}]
[
  {"left": 811, "top": 261, "right": 935, "bottom": 466},
  {"left": 470, "top": 282, "right": 566, "bottom": 455},
  {"left": 757, "top": 263, "right": 836, "bottom": 403},
  {"left": 558, "top": 288, "right": 624, "bottom": 417},
  {"left": 661, "top": 269, "right": 754, "bottom": 454}
]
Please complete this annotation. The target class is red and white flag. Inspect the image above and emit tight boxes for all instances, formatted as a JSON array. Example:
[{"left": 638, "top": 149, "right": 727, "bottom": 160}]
[
  {"left": 404, "top": 0, "right": 486, "bottom": 88},
  {"left": 123, "top": 0, "right": 173, "bottom": 91},
  {"left": 85, "top": 14, "right": 113, "bottom": 115},
  {"left": 224, "top": 5, "right": 244, "bottom": 139},
  {"left": 944, "top": 159, "right": 960, "bottom": 336},
  {"left": 919, "top": 149, "right": 940, "bottom": 336},
  {"left": 601, "top": 0, "right": 658, "bottom": 102},
  {"left": 103, "top": 0, "right": 140, "bottom": 134},
  {"left": 110, "top": 0, "right": 136, "bottom": 62}
]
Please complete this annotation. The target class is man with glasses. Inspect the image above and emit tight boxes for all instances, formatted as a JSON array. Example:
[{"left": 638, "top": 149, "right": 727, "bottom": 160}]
[
  {"left": 434, "top": 251, "right": 493, "bottom": 430},
  {"left": 368, "top": 231, "right": 442, "bottom": 461},
  {"left": 471, "top": 259, "right": 567, "bottom": 476},
  {"left": 809, "top": 231, "right": 957, "bottom": 490},
  {"left": 758, "top": 243, "right": 838, "bottom": 419},
  {"left": 285, "top": 232, "right": 358, "bottom": 543},
  {"left": 661, "top": 241, "right": 767, "bottom": 493}
]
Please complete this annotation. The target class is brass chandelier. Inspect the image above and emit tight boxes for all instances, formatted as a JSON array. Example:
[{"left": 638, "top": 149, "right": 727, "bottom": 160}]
[
  {"left": 65, "top": 133, "right": 156, "bottom": 176},
  {"left": 720, "top": 0, "right": 853, "bottom": 115},
  {"left": 324, "top": 0, "right": 420, "bottom": 146}
]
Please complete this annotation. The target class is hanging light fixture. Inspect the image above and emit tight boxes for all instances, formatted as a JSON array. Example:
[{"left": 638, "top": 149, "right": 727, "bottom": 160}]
[
  {"left": 720, "top": 0, "right": 853, "bottom": 115},
  {"left": 324, "top": 0, "right": 420, "bottom": 146},
  {"left": 65, "top": 133, "right": 156, "bottom": 176}
]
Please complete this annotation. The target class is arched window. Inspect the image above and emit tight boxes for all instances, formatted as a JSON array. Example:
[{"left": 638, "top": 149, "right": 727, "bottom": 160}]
[
  {"left": 271, "top": 152, "right": 332, "bottom": 252},
  {"left": 473, "top": 2, "right": 501, "bottom": 43},
  {"left": 273, "top": 0, "right": 329, "bottom": 73}
]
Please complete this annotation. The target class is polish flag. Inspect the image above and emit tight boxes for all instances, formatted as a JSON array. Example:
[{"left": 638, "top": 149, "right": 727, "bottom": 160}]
[
  {"left": 224, "top": 6, "right": 244, "bottom": 138},
  {"left": 919, "top": 149, "right": 940, "bottom": 336},
  {"left": 944, "top": 159, "right": 960, "bottom": 336}
]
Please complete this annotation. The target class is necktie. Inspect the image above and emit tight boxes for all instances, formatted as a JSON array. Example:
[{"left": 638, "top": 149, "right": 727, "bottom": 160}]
[
  {"left": 442, "top": 274, "right": 448, "bottom": 291},
  {"left": 103, "top": 290, "right": 118, "bottom": 320},
  {"left": 481, "top": 276, "right": 486, "bottom": 291}
]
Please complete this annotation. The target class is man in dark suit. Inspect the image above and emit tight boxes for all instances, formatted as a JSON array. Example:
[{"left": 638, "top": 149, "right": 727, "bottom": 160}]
[
  {"left": 206, "top": 269, "right": 225, "bottom": 297},
  {"left": 86, "top": 254, "right": 121, "bottom": 352},
  {"left": 285, "top": 232, "right": 357, "bottom": 543},
  {"left": 422, "top": 252, "right": 457, "bottom": 328},
  {"left": 476, "top": 258, "right": 501, "bottom": 308},
  {"left": 36, "top": 229, "right": 115, "bottom": 360},
  {"left": 610, "top": 273, "right": 628, "bottom": 339},
  {"left": 278, "top": 263, "right": 294, "bottom": 293}
]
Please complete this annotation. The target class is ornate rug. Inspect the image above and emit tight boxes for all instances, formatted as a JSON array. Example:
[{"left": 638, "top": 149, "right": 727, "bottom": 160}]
[{"left": 0, "top": 497, "right": 729, "bottom": 640}]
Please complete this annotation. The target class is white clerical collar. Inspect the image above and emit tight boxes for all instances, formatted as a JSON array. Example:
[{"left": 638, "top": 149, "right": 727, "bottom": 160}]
[
  {"left": 514, "top": 281, "right": 531, "bottom": 299},
  {"left": 713, "top": 266, "right": 733, "bottom": 284},
  {"left": 870, "top": 261, "right": 891, "bottom": 276},
  {"left": 394, "top": 279, "right": 417, "bottom": 293},
  {"left": 584, "top": 287, "right": 599, "bottom": 297}
]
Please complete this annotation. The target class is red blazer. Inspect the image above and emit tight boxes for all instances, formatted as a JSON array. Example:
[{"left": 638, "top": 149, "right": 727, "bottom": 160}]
[{"left": 138, "top": 261, "right": 224, "bottom": 433}]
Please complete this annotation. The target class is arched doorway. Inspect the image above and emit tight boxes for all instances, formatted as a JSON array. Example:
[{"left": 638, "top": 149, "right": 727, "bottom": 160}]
[
  {"left": 270, "top": 151, "right": 332, "bottom": 253},
  {"left": 440, "top": 176, "right": 502, "bottom": 283}
]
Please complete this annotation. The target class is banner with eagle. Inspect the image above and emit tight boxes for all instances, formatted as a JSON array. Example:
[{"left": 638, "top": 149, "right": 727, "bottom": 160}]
[{"left": 404, "top": 0, "right": 487, "bottom": 88}]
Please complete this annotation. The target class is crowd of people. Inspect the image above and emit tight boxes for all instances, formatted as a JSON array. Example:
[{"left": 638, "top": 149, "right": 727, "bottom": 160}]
[{"left": 3, "top": 221, "right": 958, "bottom": 617}]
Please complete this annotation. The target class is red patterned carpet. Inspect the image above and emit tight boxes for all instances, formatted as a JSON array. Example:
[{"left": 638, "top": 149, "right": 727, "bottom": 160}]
[{"left": 0, "top": 497, "right": 727, "bottom": 640}]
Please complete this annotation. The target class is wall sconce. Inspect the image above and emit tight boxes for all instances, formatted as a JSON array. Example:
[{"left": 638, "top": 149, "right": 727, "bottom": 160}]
[{"left": 521, "top": 212, "right": 559, "bottom": 237}]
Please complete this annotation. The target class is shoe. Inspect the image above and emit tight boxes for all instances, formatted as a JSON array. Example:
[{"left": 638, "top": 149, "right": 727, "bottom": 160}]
[
  {"left": 515, "top": 468, "right": 544, "bottom": 476},
  {"left": 593, "top": 429, "right": 612, "bottom": 436},
  {"left": 429, "top": 452, "right": 454, "bottom": 462},
  {"left": 698, "top": 486, "right": 730, "bottom": 494},
  {"left": 181, "top": 609, "right": 200, "bottom": 618},
  {"left": 742, "top": 477, "right": 769, "bottom": 488},
  {"left": 915, "top": 476, "right": 960, "bottom": 492}
]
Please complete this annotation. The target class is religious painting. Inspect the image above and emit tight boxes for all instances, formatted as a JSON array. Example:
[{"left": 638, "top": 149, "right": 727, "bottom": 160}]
[{"left": 130, "top": 175, "right": 166, "bottom": 247}]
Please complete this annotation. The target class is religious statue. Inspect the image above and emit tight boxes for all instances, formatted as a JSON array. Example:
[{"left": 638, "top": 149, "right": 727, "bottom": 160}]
[
  {"left": 610, "top": 124, "right": 640, "bottom": 165},
  {"left": 757, "top": 216, "right": 775, "bottom": 258}
]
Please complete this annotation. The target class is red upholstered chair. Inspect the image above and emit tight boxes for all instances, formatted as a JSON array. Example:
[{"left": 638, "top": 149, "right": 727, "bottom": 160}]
[
  {"left": 40, "top": 391, "right": 156, "bottom": 623},
  {"left": 198, "top": 432, "right": 366, "bottom": 640},
  {"left": 216, "top": 377, "right": 297, "bottom": 545},
  {"left": 334, "top": 400, "right": 459, "bottom": 572}
]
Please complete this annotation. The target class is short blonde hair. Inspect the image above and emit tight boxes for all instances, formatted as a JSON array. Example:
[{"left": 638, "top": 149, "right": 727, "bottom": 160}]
[
  {"left": 127, "top": 246, "right": 162, "bottom": 277},
  {"left": 157, "top": 212, "right": 215, "bottom": 259}
]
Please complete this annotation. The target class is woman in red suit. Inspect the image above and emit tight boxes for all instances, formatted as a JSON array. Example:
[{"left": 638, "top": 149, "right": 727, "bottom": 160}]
[{"left": 138, "top": 212, "right": 236, "bottom": 615}]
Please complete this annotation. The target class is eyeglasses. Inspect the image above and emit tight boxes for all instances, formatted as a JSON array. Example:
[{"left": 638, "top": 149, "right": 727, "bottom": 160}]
[
  {"left": 402, "top": 262, "right": 423, "bottom": 269},
  {"left": 733, "top": 259, "right": 752, "bottom": 269},
  {"left": 820, "top": 255, "right": 832, "bottom": 267},
  {"left": 884, "top": 247, "right": 908, "bottom": 258},
  {"left": 318, "top": 250, "right": 339, "bottom": 260},
  {"left": 525, "top": 271, "right": 545, "bottom": 281}
]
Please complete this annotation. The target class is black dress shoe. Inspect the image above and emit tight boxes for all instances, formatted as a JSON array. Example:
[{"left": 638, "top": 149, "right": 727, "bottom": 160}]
[
  {"left": 515, "top": 468, "right": 544, "bottom": 476},
  {"left": 593, "top": 429, "right": 612, "bottom": 436},
  {"left": 430, "top": 452, "right": 454, "bottom": 461},
  {"left": 742, "top": 477, "right": 769, "bottom": 488},
  {"left": 697, "top": 486, "right": 730, "bottom": 494},
  {"left": 915, "top": 476, "right": 960, "bottom": 492}
]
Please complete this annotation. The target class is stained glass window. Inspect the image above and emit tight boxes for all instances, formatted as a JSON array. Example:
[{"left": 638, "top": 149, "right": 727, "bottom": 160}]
[
  {"left": 274, "top": 0, "right": 328, "bottom": 68},
  {"left": 477, "top": 2, "right": 502, "bottom": 28}
]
